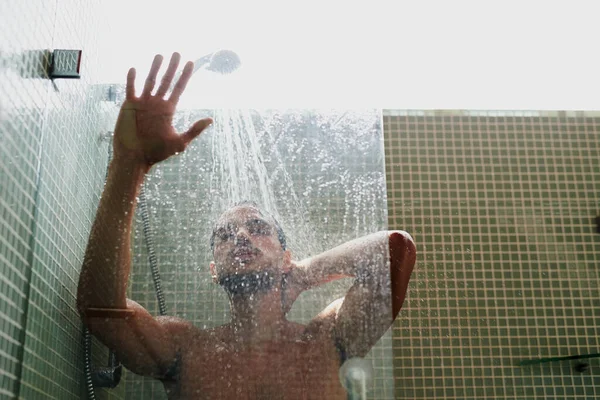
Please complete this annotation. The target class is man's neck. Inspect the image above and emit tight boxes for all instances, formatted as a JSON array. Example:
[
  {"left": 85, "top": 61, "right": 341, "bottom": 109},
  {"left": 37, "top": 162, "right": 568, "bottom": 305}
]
[{"left": 227, "top": 286, "right": 288, "bottom": 344}]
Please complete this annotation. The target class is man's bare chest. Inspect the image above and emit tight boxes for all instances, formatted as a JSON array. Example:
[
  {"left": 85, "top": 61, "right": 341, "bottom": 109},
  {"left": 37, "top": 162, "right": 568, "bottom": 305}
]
[{"left": 173, "top": 337, "right": 346, "bottom": 399}]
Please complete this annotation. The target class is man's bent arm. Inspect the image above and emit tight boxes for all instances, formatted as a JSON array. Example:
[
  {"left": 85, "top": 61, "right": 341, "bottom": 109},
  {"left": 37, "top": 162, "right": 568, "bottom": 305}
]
[
  {"left": 295, "top": 231, "right": 414, "bottom": 296},
  {"left": 296, "top": 231, "right": 416, "bottom": 357}
]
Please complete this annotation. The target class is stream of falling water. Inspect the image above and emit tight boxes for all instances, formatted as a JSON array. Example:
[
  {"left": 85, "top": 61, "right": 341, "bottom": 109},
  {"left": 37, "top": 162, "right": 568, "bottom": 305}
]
[
  {"left": 207, "top": 109, "right": 314, "bottom": 258},
  {"left": 212, "top": 109, "right": 283, "bottom": 221},
  {"left": 142, "top": 108, "right": 387, "bottom": 261},
  {"left": 140, "top": 109, "right": 386, "bottom": 270}
]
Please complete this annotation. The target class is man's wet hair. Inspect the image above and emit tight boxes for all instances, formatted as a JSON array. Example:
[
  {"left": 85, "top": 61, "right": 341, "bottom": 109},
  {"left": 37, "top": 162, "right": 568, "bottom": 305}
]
[{"left": 210, "top": 200, "right": 287, "bottom": 252}]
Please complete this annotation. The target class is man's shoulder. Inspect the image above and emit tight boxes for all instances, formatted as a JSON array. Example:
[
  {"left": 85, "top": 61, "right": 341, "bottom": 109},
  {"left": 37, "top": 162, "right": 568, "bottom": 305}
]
[
  {"left": 161, "top": 317, "right": 341, "bottom": 348},
  {"left": 301, "top": 299, "right": 344, "bottom": 340},
  {"left": 156, "top": 316, "right": 216, "bottom": 344},
  {"left": 155, "top": 315, "right": 193, "bottom": 333},
  {"left": 181, "top": 322, "right": 238, "bottom": 344}
]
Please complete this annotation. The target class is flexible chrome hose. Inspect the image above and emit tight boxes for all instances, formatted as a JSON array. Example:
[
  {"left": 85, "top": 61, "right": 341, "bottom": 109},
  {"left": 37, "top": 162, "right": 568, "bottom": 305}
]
[
  {"left": 83, "top": 326, "right": 96, "bottom": 399},
  {"left": 138, "top": 184, "right": 167, "bottom": 316}
]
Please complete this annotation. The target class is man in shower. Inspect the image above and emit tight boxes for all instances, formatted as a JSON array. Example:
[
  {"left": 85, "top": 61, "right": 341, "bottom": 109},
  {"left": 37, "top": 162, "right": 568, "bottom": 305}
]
[{"left": 77, "top": 52, "right": 416, "bottom": 399}]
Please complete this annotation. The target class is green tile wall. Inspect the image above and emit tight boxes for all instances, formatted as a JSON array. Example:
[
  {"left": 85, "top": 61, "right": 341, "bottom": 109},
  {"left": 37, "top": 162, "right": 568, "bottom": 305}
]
[
  {"left": 0, "top": 0, "right": 52, "bottom": 396},
  {"left": 384, "top": 110, "right": 600, "bottom": 399},
  {"left": 0, "top": 0, "right": 125, "bottom": 399}
]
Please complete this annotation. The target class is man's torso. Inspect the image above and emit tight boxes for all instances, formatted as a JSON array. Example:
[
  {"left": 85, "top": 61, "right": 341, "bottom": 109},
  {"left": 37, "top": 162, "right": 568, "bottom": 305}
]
[{"left": 162, "top": 318, "right": 348, "bottom": 399}]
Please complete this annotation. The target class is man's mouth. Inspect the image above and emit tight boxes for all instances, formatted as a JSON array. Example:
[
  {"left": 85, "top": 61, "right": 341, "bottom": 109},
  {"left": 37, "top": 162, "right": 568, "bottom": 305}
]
[{"left": 232, "top": 247, "right": 256, "bottom": 260}]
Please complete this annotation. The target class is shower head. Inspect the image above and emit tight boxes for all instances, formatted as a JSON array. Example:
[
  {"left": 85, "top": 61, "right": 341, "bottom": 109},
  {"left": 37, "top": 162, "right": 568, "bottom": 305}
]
[
  {"left": 170, "top": 49, "right": 241, "bottom": 92},
  {"left": 203, "top": 49, "right": 241, "bottom": 74},
  {"left": 97, "top": 50, "right": 241, "bottom": 106}
]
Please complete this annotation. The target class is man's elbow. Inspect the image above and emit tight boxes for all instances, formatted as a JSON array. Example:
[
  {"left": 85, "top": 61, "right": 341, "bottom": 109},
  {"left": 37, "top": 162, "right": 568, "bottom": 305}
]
[
  {"left": 387, "top": 230, "right": 416, "bottom": 316},
  {"left": 76, "top": 283, "right": 88, "bottom": 317},
  {"left": 75, "top": 279, "right": 103, "bottom": 320},
  {"left": 388, "top": 230, "right": 416, "bottom": 263},
  {"left": 76, "top": 296, "right": 93, "bottom": 322}
]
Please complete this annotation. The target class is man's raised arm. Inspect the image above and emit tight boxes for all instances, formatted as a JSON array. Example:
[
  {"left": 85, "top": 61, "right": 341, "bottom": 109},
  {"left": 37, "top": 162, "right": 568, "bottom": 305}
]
[{"left": 76, "top": 53, "right": 212, "bottom": 378}]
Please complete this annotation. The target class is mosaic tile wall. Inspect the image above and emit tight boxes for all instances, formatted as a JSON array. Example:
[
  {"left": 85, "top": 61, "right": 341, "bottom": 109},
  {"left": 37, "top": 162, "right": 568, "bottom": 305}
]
[
  {"left": 0, "top": 0, "right": 124, "bottom": 399},
  {"left": 384, "top": 110, "right": 600, "bottom": 399}
]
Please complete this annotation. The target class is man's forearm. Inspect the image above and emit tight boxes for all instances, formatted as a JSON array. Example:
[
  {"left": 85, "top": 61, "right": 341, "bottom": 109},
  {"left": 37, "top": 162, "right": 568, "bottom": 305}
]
[
  {"left": 296, "top": 231, "right": 392, "bottom": 288},
  {"left": 76, "top": 156, "right": 148, "bottom": 313},
  {"left": 296, "top": 230, "right": 416, "bottom": 319}
]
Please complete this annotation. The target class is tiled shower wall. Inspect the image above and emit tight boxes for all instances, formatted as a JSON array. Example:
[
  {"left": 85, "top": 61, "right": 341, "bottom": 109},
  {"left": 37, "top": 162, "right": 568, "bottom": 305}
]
[
  {"left": 0, "top": 1, "right": 124, "bottom": 399},
  {"left": 385, "top": 110, "right": 600, "bottom": 399}
]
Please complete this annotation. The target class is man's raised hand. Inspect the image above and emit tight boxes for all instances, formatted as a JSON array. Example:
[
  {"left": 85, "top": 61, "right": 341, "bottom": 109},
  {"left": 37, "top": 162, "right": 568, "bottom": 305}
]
[{"left": 113, "top": 52, "right": 213, "bottom": 168}]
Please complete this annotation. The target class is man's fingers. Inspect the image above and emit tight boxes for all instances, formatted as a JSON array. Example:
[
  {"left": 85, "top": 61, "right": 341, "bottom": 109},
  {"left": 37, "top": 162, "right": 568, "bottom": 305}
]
[
  {"left": 155, "top": 53, "right": 181, "bottom": 98},
  {"left": 141, "top": 54, "right": 163, "bottom": 98},
  {"left": 126, "top": 68, "right": 136, "bottom": 100},
  {"left": 169, "top": 61, "right": 193, "bottom": 104},
  {"left": 181, "top": 118, "right": 213, "bottom": 145}
]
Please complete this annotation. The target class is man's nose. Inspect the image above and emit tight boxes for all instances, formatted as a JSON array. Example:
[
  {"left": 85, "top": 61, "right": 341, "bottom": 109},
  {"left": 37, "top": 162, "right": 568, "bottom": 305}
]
[{"left": 233, "top": 228, "right": 251, "bottom": 244}]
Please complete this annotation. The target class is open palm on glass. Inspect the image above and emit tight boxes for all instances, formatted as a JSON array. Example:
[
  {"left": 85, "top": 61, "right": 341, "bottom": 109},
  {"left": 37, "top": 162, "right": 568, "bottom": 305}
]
[{"left": 113, "top": 52, "right": 213, "bottom": 166}]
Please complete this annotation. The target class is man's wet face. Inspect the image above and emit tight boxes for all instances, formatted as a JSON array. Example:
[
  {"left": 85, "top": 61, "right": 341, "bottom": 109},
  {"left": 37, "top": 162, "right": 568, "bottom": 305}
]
[
  {"left": 213, "top": 218, "right": 274, "bottom": 251},
  {"left": 211, "top": 206, "right": 286, "bottom": 293}
]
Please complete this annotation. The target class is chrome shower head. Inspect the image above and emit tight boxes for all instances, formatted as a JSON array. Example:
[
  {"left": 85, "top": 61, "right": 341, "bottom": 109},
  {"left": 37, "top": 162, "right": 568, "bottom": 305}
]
[
  {"left": 170, "top": 49, "right": 241, "bottom": 92},
  {"left": 204, "top": 49, "right": 241, "bottom": 74}
]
